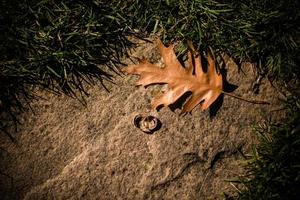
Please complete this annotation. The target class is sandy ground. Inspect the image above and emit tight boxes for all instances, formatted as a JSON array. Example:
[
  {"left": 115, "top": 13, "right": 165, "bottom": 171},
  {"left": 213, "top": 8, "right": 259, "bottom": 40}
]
[{"left": 0, "top": 40, "right": 284, "bottom": 199}]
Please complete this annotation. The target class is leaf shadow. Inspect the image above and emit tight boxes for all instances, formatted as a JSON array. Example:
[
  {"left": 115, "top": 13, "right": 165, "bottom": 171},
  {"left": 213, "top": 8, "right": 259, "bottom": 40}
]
[
  {"left": 209, "top": 57, "right": 238, "bottom": 118},
  {"left": 160, "top": 53, "right": 238, "bottom": 117},
  {"left": 168, "top": 92, "right": 192, "bottom": 112}
]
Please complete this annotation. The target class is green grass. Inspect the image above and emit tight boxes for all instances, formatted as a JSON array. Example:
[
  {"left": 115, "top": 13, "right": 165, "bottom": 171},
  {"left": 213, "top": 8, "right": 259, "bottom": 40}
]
[
  {"left": 0, "top": 0, "right": 136, "bottom": 138},
  {"left": 1, "top": 0, "right": 298, "bottom": 134},
  {"left": 119, "top": 1, "right": 299, "bottom": 198},
  {"left": 230, "top": 95, "right": 300, "bottom": 200},
  {"left": 122, "top": 0, "right": 299, "bottom": 79},
  {"left": 0, "top": 1, "right": 299, "bottom": 198}
]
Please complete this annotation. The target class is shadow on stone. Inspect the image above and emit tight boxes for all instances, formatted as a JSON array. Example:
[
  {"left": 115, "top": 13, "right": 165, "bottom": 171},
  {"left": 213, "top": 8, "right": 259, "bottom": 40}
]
[{"left": 209, "top": 60, "right": 238, "bottom": 118}]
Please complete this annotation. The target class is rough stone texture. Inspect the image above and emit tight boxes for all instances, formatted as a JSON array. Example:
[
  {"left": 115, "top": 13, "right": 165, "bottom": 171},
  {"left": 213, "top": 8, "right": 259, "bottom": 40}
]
[{"left": 0, "top": 40, "right": 283, "bottom": 199}]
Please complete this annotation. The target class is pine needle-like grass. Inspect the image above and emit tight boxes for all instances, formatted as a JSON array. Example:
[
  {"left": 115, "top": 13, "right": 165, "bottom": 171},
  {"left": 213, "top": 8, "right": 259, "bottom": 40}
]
[
  {"left": 121, "top": 1, "right": 299, "bottom": 198},
  {"left": 123, "top": 0, "right": 299, "bottom": 79},
  {"left": 228, "top": 95, "right": 300, "bottom": 200},
  {"left": 0, "top": 0, "right": 299, "bottom": 198},
  {"left": 1, "top": 0, "right": 298, "bottom": 138},
  {"left": 0, "top": 0, "right": 137, "bottom": 138}
]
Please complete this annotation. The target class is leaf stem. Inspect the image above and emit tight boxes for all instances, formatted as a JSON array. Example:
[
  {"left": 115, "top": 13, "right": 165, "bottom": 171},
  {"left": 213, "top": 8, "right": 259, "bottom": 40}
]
[{"left": 221, "top": 91, "right": 270, "bottom": 105}]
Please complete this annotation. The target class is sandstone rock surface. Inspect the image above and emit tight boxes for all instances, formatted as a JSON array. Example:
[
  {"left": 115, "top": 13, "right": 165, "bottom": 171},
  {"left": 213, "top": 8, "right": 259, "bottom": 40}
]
[{"left": 0, "top": 40, "right": 282, "bottom": 199}]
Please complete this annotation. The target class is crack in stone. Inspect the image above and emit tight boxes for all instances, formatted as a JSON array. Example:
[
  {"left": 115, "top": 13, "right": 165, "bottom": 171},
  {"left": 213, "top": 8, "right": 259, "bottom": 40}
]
[{"left": 142, "top": 152, "right": 204, "bottom": 198}]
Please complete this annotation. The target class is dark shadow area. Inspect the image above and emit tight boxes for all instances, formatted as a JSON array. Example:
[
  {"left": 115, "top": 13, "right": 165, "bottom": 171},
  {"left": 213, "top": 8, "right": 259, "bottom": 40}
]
[
  {"left": 0, "top": 75, "right": 36, "bottom": 143},
  {"left": 209, "top": 55, "right": 238, "bottom": 118},
  {"left": 230, "top": 56, "right": 245, "bottom": 75},
  {"left": 0, "top": 0, "right": 139, "bottom": 141},
  {"left": 0, "top": 170, "right": 16, "bottom": 200},
  {"left": 145, "top": 116, "right": 162, "bottom": 134},
  {"left": 159, "top": 52, "right": 238, "bottom": 116},
  {"left": 168, "top": 92, "right": 192, "bottom": 112},
  {"left": 209, "top": 94, "right": 224, "bottom": 118}
]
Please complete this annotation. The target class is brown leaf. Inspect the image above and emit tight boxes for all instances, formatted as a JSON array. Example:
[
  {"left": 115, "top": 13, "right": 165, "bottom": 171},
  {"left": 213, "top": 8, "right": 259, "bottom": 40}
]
[{"left": 124, "top": 39, "right": 223, "bottom": 113}]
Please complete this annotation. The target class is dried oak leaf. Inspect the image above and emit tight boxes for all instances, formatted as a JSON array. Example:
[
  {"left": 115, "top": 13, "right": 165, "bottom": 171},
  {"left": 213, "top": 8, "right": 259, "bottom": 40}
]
[{"left": 124, "top": 39, "right": 223, "bottom": 113}]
